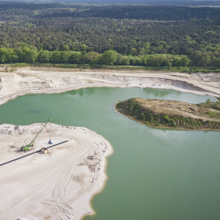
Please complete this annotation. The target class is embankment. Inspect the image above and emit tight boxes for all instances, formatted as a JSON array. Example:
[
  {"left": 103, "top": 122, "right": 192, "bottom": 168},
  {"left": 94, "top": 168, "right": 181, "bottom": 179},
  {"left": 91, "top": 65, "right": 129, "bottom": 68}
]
[{"left": 0, "top": 68, "right": 220, "bottom": 105}]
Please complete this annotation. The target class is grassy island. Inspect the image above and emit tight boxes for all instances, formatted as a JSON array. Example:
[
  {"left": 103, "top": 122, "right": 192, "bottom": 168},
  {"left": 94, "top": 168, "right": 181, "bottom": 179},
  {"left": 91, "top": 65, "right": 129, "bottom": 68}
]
[{"left": 115, "top": 98, "right": 220, "bottom": 131}]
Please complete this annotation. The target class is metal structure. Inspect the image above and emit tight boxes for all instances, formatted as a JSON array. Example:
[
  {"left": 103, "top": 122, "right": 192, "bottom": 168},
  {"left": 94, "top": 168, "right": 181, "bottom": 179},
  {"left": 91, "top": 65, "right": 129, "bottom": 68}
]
[
  {"left": 21, "top": 119, "right": 51, "bottom": 151},
  {"left": 1, "top": 140, "right": 68, "bottom": 167},
  {"left": 48, "top": 133, "right": 52, "bottom": 144}
]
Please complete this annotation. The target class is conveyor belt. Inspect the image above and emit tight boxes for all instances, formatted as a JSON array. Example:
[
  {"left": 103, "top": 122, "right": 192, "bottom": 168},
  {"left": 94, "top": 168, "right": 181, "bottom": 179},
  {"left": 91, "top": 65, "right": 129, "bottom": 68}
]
[{"left": 0, "top": 140, "right": 69, "bottom": 167}]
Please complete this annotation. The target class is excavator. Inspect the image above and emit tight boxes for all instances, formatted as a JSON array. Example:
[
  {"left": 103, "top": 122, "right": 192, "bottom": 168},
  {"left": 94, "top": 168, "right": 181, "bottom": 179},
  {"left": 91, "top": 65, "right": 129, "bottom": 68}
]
[{"left": 21, "top": 119, "right": 51, "bottom": 152}]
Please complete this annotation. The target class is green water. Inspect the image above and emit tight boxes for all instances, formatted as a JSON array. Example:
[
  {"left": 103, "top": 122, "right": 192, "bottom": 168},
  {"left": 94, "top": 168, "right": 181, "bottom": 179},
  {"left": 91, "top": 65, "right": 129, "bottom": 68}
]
[{"left": 0, "top": 87, "right": 220, "bottom": 220}]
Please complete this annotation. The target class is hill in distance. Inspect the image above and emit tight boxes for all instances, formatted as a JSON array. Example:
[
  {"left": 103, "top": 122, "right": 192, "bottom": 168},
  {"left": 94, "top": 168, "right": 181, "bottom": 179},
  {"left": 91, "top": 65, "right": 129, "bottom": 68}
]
[{"left": 1, "top": 0, "right": 220, "bottom": 6}]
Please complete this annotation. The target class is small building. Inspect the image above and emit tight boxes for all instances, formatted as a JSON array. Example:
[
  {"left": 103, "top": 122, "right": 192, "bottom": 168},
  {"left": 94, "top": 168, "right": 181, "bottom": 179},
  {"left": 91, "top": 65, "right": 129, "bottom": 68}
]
[{"left": 41, "top": 147, "right": 48, "bottom": 154}]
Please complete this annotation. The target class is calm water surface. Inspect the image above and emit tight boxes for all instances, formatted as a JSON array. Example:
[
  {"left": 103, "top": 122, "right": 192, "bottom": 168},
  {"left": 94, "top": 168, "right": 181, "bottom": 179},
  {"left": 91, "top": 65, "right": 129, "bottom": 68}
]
[{"left": 0, "top": 88, "right": 219, "bottom": 220}]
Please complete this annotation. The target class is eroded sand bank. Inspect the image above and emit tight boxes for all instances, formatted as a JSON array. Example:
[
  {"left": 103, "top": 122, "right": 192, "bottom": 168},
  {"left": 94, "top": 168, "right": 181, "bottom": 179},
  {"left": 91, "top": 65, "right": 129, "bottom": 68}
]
[
  {"left": 0, "top": 123, "right": 113, "bottom": 220},
  {"left": 0, "top": 68, "right": 220, "bottom": 106}
]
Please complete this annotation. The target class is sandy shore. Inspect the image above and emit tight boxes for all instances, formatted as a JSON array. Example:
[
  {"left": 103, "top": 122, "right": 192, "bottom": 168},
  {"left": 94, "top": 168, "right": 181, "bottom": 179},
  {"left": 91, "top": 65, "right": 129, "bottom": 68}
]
[
  {"left": 0, "top": 123, "right": 113, "bottom": 220},
  {"left": 0, "top": 68, "right": 220, "bottom": 106}
]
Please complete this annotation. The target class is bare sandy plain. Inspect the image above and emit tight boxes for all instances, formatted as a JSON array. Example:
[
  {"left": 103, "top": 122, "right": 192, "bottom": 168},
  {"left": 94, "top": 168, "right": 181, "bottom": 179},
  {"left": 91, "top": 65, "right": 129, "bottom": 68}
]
[
  {"left": 0, "top": 67, "right": 220, "bottom": 106},
  {"left": 0, "top": 68, "right": 220, "bottom": 220},
  {"left": 0, "top": 123, "right": 112, "bottom": 220}
]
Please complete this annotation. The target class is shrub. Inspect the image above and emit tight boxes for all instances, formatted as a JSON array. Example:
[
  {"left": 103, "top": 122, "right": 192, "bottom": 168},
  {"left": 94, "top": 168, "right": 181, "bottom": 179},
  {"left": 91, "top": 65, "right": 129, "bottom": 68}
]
[{"left": 206, "top": 99, "right": 211, "bottom": 103}]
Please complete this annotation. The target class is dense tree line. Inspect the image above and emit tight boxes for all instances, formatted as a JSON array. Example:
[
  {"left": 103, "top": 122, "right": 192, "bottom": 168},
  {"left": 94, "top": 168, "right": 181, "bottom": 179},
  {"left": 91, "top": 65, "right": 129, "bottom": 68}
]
[
  {"left": 0, "top": 47, "right": 190, "bottom": 67},
  {"left": 0, "top": 3, "right": 220, "bottom": 68}
]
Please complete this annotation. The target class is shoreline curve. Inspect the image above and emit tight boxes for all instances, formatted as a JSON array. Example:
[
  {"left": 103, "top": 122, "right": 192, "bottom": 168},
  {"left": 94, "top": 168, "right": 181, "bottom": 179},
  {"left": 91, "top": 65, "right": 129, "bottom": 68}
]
[
  {"left": 0, "top": 123, "right": 113, "bottom": 220},
  {"left": 0, "top": 68, "right": 220, "bottom": 106}
]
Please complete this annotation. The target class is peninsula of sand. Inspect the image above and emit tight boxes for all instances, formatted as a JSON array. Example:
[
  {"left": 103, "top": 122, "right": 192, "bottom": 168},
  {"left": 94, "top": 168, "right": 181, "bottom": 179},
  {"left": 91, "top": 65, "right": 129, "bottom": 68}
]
[
  {"left": 0, "top": 123, "right": 112, "bottom": 220},
  {"left": 115, "top": 98, "right": 220, "bottom": 131},
  {"left": 0, "top": 67, "right": 220, "bottom": 219}
]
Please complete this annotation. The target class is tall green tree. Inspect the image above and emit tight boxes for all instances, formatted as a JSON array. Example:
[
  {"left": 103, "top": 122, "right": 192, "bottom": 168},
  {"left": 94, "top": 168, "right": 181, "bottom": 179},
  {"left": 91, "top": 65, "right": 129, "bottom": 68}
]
[
  {"left": 23, "top": 48, "right": 38, "bottom": 63},
  {"left": 69, "top": 52, "right": 80, "bottom": 64},
  {"left": 62, "top": 45, "right": 69, "bottom": 51},
  {"left": 38, "top": 50, "right": 51, "bottom": 63},
  {"left": 101, "top": 50, "right": 118, "bottom": 65}
]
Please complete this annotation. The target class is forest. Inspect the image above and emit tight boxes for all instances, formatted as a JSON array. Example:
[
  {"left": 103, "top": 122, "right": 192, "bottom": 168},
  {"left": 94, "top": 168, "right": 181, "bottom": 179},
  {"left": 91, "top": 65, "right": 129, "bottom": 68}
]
[{"left": 0, "top": 3, "right": 220, "bottom": 70}]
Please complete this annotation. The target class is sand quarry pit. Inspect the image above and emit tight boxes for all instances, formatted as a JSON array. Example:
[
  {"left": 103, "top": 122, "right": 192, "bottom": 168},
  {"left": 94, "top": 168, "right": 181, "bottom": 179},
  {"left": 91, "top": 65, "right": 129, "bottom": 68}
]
[
  {"left": 0, "top": 123, "right": 112, "bottom": 220},
  {"left": 0, "top": 68, "right": 220, "bottom": 220},
  {"left": 1, "top": 68, "right": 220, "bottom": 106}
]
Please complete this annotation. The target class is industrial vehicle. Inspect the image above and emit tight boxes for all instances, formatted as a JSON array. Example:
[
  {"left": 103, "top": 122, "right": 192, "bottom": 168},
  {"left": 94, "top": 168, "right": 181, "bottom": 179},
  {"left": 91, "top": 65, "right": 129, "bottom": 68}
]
[{"left": 21, "top": 119, "right": 51, "bottom": 151}]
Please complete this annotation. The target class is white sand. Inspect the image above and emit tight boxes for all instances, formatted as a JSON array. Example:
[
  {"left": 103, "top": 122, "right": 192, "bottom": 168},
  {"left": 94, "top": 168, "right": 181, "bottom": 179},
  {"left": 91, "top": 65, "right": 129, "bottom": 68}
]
[
  {"left": 0, "top": 68, "right": 220, "bottom": 106},
  {"left": 0, "top": 123, "right": 113, "bottom": 220}
]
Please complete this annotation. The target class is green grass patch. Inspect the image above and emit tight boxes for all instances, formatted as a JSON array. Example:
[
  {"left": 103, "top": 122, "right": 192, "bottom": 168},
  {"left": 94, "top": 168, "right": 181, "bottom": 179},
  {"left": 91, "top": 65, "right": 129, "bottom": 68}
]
[{"left": 9, "top": 62, "right": 220, "bottom": 73}]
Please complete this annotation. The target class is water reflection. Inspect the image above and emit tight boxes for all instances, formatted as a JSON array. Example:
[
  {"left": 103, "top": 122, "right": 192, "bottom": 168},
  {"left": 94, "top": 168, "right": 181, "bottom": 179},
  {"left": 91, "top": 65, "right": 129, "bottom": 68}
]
[
  {"left": 26, "top": 109, "right": 44, "bottom": 114},
  {"left": 143, "top": 88, "right": 175, "bottom": 98}
]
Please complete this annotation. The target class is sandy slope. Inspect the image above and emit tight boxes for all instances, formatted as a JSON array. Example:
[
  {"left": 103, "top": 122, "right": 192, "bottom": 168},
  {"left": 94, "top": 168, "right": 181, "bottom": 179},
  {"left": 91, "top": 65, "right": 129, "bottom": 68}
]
[
  {"left": 0, "top": 123, "right": 113, "bottom": 220},
  {"left": 0, "top": 68, "right": 220, "bottom": 106},
  {"left": 134, "top": 98, "right": 220, "bottom": 122}
]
